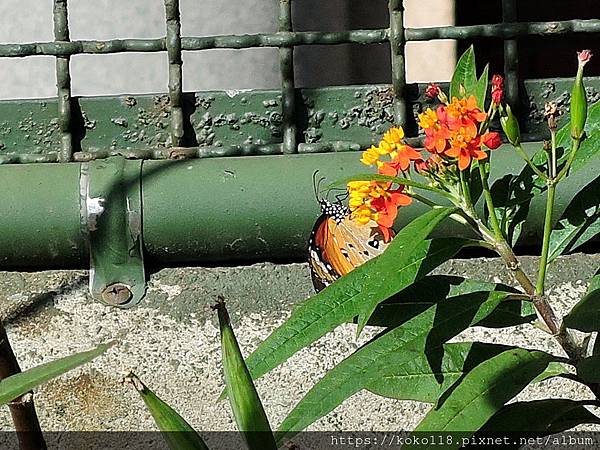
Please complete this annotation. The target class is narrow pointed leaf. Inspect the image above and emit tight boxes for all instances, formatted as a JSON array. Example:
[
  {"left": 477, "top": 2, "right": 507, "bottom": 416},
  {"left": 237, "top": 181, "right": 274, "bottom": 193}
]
[
  {"left": 531, "top": 361, "right": 570, "bottom": 383},
  {"left": 240, "top": 208, "right": 458, "bottom": 387},
  {"left": 128, "top": 373, "right": 209, "bottom": 450},
  {"left": 367, "top": 342, "right": 512, "bottom": 401},
  {"left": 563, "top": 290, "right": 600, "bottom": 332},
  {"left": 474, "top": 64, "right": 489, "bottom": 109},
  {"left": 576, "top": 355, "right": 600, "bottom": 383},
  {"left": 216, "top": 301, "right": 277, "bottom": 450},
  {"left": 548, "top": 175, "right": 600, "bottom": 263},
  {"left": 0, "top": 342, "right": 112, "bottom": 405},
  {"left": 450, "top": 46, "right": 477, "bottom": 99},
  {"left": 407, "top": 349, "right": 552, "bottom": 449},
  {"left": 478, "top": 399, "right": 600, "bottom": 434},
  {"left": 277, "top": 290, "right": 510, "bottom": 442},
  {"left": 367, "top": 275, "right": 533, "bottom": 329}
]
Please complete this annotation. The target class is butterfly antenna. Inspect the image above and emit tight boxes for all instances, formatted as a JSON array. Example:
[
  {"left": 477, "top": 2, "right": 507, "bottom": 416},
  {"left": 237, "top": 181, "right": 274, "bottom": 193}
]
[
  {"left": 312, "top": 170, "right": 327, "bottom": 204},
  {"left": 312, "top": 170, "right": 320, "bottom": 203},
  {"left": 335, "top": 191, "right": 349, "bottom": 204}
]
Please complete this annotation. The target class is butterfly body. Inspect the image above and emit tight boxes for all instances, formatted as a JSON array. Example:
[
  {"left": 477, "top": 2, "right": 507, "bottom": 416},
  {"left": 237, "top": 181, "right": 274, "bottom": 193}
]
[{"left": 308, "top": 199, "right": 393, "bottom": 292}]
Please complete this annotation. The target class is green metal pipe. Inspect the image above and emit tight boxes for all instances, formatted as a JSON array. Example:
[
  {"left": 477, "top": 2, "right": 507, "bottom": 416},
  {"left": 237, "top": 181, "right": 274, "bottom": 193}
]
[{"left": 0, "top": 143, "right": 587, "bottom": 269}]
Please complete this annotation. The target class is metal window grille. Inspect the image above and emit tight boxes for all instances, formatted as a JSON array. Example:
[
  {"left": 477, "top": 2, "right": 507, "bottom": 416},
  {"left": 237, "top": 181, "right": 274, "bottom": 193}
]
[{"left": 0, "top": 0, "right": 598, "bottom": 164}]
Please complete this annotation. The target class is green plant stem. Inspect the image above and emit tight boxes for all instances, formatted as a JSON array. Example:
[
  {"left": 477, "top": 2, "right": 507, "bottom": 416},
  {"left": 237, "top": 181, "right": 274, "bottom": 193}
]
[
  {"left": 492, "top": 239, "right": 582, "bottom": 362},
  {"left": 514, "top": 144, "right": 548, "bottom": 180},
  {"left": 460, "top": 200, "right": 582, "bottom": 363},
  {"left": 550, "top": 130, "right": 558, "bottom": 178},
  {"left": 555, "top": 138, "right": 582, "bottom": 183},
  {"left": 477, "top": 162, "right": 503, "bottom": 239},
  {"left": 411, "top": 192, "right": 485, "bottom": 235},
  {"left": 536, "top": 182, "right": 556, "bottom": 296},
  {"left": 458, "top": 169, "right": 472, "bottom": 208}
]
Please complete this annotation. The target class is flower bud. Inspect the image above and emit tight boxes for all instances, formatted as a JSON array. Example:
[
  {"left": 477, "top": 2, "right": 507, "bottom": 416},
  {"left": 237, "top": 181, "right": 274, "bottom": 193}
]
[
  {"left": 570, "top": 50, "right": 592, "bottom": 139},
  {"left": 482, "top": 132, "right": 502, "bottom": 149},
  {"left": 499, "top": 104, "right": 521, "bottom": 146},
  {"left": 425, "top": 83, "right": 440, "bottom": 99}
]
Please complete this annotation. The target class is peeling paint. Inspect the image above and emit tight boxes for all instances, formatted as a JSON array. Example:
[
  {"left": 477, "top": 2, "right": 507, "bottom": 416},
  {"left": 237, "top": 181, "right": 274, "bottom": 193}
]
[
  {"left": 87, "top": 197, "right": 105, "bottom": 231},
  {"left": 225, "top": 89, "right": 252, "bottom": 98}
]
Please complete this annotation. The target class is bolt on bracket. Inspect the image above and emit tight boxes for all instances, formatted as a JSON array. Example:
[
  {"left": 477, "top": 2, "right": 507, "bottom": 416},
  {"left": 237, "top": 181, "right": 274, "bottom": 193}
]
[{"left": 79, "top": 156, "right": 146, "bottom": 307}]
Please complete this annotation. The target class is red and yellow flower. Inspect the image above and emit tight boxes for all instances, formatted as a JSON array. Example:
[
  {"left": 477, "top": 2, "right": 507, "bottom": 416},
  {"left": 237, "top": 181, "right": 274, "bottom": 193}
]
[
  {"left": 418, "top": 95, "right": 500, "bottom": 171},
  {"left": 348, "top": 126, "right": 417, "bottom": 239}
]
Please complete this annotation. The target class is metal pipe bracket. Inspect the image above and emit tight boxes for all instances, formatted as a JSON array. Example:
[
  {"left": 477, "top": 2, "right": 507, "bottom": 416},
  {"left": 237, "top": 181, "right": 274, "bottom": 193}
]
[{"left": 79, "top": 156, "right": 146, "bottom": 307}]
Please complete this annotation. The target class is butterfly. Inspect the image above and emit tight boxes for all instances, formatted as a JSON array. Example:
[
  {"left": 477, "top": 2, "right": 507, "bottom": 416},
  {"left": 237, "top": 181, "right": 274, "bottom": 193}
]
[{"left": 308, "top": 174, "right": 395, "bottom": 292}]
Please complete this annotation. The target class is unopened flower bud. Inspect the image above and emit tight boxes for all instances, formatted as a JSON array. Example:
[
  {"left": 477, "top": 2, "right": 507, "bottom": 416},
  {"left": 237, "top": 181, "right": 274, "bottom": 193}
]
[
  {"left": 437, "top": 90, "right": 449, "bottom": 105},
  {"left": 482, "top": 132, "right": 502, "bottom": 149},
  {"left": 499, "top": 104, "right": 521, "bottom": 146},
  {"left": 425, "top": 83, "right": 440, "bottom": 99},
  {"left": 571, "top": 50, "right": 592, "bottom": 139},
  {"left": 491, "top": 74, "right": 504, "bottom": 89}
]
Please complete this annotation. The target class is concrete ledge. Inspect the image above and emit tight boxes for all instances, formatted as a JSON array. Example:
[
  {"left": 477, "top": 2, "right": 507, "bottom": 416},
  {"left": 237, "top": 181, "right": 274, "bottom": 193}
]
[{"left": 0, "top": 254, "right": 599, "bottom": 433}]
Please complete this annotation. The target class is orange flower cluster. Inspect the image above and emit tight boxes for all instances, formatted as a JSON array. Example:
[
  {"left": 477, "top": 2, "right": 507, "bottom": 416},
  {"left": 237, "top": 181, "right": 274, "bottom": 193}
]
[
  {"left": 418, "top": 95, "right": 501, "bottom": 171},
  {"left": 348, "top": 127, "right": 416, "bottom": 240}
]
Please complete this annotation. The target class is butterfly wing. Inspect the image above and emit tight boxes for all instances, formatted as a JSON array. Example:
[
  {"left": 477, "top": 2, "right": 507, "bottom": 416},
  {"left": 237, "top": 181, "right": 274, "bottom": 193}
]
[
  {"left": 308, "top": 215, "right": 338, "bottom": 292},
  {"left": 308, "top": 214, "right": 394, "bottom": 292}
]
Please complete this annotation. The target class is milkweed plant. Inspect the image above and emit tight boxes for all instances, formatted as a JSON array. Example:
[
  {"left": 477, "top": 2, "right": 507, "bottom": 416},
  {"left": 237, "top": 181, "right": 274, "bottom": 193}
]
[{"left": 129, "top": 47, "right": 600, "bottom": 450}]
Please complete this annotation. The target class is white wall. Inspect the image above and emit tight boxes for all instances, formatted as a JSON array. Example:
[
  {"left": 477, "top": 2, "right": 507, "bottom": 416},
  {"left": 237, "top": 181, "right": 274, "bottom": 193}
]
[{"left": 0, "top": 0, "right": 454, "bottom": 99}]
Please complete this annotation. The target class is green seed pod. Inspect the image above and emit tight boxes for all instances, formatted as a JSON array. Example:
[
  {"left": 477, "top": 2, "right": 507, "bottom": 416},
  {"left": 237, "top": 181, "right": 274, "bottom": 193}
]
[
  {"left": 500, "top": 104, "right": 521, "bottom": 146},
  {"left": 570, "top": 62, "right": 588, "bottom": 140},
  {"left": 215, "top": 299, "right": 277, "bottom": 450}
]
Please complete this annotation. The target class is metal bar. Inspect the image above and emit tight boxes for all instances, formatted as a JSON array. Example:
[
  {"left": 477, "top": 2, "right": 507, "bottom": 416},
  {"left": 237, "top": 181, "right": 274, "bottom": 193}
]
[
  {"left": 279, "top": 0, "right": 296, "bottom": 154},
  {"left": 405, "top": 19, "right": 600, "bottom": 41},
  {"left": 388, "top": 0, "right": 406, "bottom": 126},
  {"left": 0, "top": 19, "right": 598, "bottom": 57},
  {"left": 0, "top": 143, "right": 588, "bottom": 268},
  {"left": 164, "top": 0, "right": 184, "bottom": 147},
  {"left": 53, "top": 0, "right": 73, "bottom": 162},
  {"left": 502, "top": 0, "right": 519, "bottom": 109}
]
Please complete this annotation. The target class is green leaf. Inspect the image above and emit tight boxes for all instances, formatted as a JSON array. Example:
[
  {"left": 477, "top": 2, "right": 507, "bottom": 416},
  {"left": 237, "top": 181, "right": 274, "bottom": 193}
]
[
  {"left": 277, "top": 290, "right": 510, "bottom": 442},
  {"left": 408, "top": 348, "right": 552, "bottom": 448},
  {"left": 240, "top": 208, "right": 458, "bottom": 388},
  {"left": 478, "top": 399, "right": 600, "bottom": 435},
  {"left": 532, "top": 361, "right": 570, "bottom": 383},
  {"left": 474, "top": 64, "right": 489, "bottom": 109},
  {"left": 576, "top": 355, "right": 600, "bottom": 383},
  {"left": 128, "top": 373, "right": 209, "bottom": 450},
  {"left": 216, "top": 301, "right": 277, "bottom": 450},
  {"left": 563, "top": 290, "right": 600, "bottom": 332},
  {"left": 450, "top": 45, "right": 477, "bottom": 100},
  {"left": 368, "top": 342, "right": 512, "bottom": 402},
  {"left": 0, "top": 342, "right": 112, "bottom": 405},
  {"left": 367, "top": 275, "right": 534, "bottom": 329},
  {"left": 548, "top": 175, "right": 600, "bottom": 263},
  {"left": 550, "top": 99, "right": 600, "bottom": 223}
]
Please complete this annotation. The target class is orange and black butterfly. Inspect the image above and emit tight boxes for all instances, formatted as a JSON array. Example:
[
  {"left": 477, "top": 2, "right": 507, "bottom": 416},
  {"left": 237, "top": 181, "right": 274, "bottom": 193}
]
[{"left": 308, "top": 174, "right": 394, "bottom": 292}]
